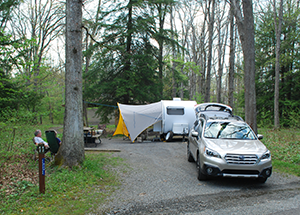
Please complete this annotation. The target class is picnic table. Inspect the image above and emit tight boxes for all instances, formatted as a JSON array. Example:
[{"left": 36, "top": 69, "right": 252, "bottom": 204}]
[{"left": 83, "top": 127, "right": 103, "bottom": 147}]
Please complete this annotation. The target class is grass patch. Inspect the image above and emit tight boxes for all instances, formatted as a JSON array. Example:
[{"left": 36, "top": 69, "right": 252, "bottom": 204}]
[
  {"left": 0, "top": 123, "right": 62, "bottom": 153},
  {"left": 272, "top": 160, "right": 300, "bottom": 176},
  {"left": 258, "top": 128, "right": 300, "bottom": 176},
  {"left": 0, "top": 152, "right": 125, "bottom": 214},
  {"left": 0, "top": 123, "right": 126, "bottom": 214}
]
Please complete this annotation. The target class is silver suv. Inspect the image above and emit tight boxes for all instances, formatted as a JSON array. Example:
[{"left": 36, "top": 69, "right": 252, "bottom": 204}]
[{"left": 187, "top": 103, "right": 272, "bottom": 183}]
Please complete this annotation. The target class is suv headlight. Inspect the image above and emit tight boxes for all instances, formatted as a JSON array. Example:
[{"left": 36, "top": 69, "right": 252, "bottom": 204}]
[
  {"left": 205, "top": 147, "right": 221, "bottom": 158},
  {"left": 260, "top": 150, "right": 271, "bottom": 160}
]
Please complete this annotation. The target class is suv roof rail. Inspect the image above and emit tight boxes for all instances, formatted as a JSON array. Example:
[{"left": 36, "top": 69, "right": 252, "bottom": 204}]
[
  {"left": 194, "top": 103, "right": 232, "bottom": 114},
  {"left": 232, "top": 115, "right": 244, "bottom": 121},
  {"left": 199, "top": 113, "right": 244, "bottom": 121}
]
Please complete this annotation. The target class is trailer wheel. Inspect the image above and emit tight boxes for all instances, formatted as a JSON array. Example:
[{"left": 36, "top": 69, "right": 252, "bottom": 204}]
[{"left": 165, "top": 131, "right": 173, "bottom": 142}]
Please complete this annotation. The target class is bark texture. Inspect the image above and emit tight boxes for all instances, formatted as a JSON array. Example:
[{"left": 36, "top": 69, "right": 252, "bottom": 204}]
[
  {"left": 230, "top": 0, "right": 257, "bottom": 133},
  {"left": 205, "top": 0, "right": 215, "bottom": 102},
  {"left": 273, "top": 0, "right": 283, "bottom": 129},
  {"left": 56, "top": 0, "right": 84, "bottom": 167},
  {"left": 228, "top": 5, "right": 235, "bottom": 109}
]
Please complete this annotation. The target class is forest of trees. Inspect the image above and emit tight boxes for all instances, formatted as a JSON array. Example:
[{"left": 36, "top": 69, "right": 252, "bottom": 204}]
[{"left": 1, "top": 0, "right": 300, "bottom": 130}]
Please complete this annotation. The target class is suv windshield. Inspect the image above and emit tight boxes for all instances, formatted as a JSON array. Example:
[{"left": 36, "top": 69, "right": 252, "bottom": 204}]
[{"left": 204, "top": 121, "right": 256, "bottom": 140}]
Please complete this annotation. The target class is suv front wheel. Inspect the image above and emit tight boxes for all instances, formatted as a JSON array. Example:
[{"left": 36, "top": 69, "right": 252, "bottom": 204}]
[
  {"left": 257, "top": 177, "right": 268, "bottom": 183},
  {"left": 197, "top": 153, "right": 207, "bottom": 181},
  {"left": 187, "top": 141, "right": 195, "bottom": 162}
]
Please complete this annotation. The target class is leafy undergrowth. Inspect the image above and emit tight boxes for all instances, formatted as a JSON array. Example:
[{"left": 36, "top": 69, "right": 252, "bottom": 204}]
[
  {"left": 259, "top": 128, "right": 300, "bottom": 177},
  {"left": 0, "top": 152, "right": 38, "bottom": 197},
  {"left": 0, "top": 152, "right": 125, "bottom": 214}
]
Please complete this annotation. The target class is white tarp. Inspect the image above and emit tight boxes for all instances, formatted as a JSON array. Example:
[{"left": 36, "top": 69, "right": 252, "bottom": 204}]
[{"left": 118, "top": 102, "right": 162, "bottom": 142}]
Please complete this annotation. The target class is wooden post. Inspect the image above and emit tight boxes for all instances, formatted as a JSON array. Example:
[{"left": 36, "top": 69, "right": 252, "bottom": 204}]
[{"left": 38, "top": 144, "right": 45, "bottom": 194}]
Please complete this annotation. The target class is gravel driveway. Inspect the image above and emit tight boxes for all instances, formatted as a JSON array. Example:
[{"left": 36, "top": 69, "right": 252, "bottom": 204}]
[{"left": 90, "top": 137, "right": 300, "bottom": 215}]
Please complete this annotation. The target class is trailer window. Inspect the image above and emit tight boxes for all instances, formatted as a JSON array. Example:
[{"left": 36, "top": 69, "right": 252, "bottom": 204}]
[{"left": 167, "top": 107, "right": 184, "bottom": 115}]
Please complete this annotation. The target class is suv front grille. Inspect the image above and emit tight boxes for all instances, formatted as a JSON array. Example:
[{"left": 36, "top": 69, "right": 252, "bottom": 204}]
[
  {"left": 222, "top": 169, "right": 260, "bottom": 175},
  {"left": 225, "top": 154, "right": 258, "bottom": 165}
]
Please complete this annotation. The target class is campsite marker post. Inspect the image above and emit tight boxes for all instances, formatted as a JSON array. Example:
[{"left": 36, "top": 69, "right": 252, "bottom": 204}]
[{"left": 38, "top": 144, "right": 45, "bottom": 194}]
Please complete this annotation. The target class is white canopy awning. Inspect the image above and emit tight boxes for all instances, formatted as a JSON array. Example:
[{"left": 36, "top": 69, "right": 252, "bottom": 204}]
[{"left": 118, "top": 102, "right": 162, "bottom": 142}]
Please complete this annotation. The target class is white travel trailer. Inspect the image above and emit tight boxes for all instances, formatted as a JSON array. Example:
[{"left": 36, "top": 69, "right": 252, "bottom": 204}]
[
  {"left": 113, "top": 98, "right": 197, "bottom": 142},
  {"left": 153, "top": 98, "right": 197, "bottom": 141}
]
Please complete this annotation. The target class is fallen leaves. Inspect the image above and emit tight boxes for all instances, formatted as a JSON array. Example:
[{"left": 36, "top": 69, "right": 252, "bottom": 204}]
[{"left": 0, "top": 154, "right": 38, "bottom": 196}]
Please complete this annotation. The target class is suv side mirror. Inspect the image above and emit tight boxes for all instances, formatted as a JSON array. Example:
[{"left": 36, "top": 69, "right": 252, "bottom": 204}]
[
  {"left": 191, "top": 131, "right": 199, "bottom": 137},
  {"left": 257, "top": 134, "right": 263, "bottom": 140}
]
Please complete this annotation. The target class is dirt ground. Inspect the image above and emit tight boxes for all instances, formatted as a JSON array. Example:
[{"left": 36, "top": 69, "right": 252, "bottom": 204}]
[{"left": 96, "top": 138, "right": 300, "bottom": 215}]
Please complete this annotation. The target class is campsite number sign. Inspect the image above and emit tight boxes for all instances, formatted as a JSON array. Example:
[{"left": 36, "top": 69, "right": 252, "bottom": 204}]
[{"left": 38, "top": 144, "right": 45, "bottom": 194}]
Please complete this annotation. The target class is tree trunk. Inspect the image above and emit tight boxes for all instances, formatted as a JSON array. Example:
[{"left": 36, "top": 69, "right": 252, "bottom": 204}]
[
  {"left": 230, "top": 0, "right": 257, "bottom": 133},
  {"left": 83, "top": 0, "right": 102, "bottom": 126},
  {"left": 198, "top": 3, "right": 208, "bottom": 100},
  {"left": 228, "top": 5, "right": 235, "bottom": 109},
  {"left": 83, "top": 33, "right": 89, "bottom": 127},
  {"left": 216, "top": 25, "right": 222, "bottom": 104},
  {"left": 157, "top": 3, "right": 166, "bottom": 97},
  {"left": 170, "top": 6, "right": 177, "bottom": 98},
  {"left": 123, "top": 0, "right": 133, "bottom": 104},
  {"left": 273, "top": 0, "right": 283, "bottom": 129},
  {"left": 57, "top": 0, "right": 84, "bottom": 167},
  {"left": 242, "top": 0, "right": 257, "bottom": 133},
  {"left": 205, "top": 0, "right": 215, "bottom": 102},
  {"left": 216, "top": 2, "right": 228, "bottom": 103},
  {"left": 191, "top": 26, "right": 197, "bottom": 100}
]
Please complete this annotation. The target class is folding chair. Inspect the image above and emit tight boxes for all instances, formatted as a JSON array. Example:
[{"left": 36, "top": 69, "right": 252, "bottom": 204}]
[{"left": 45, "top": 130, "right": 60, "bottom": 157}]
